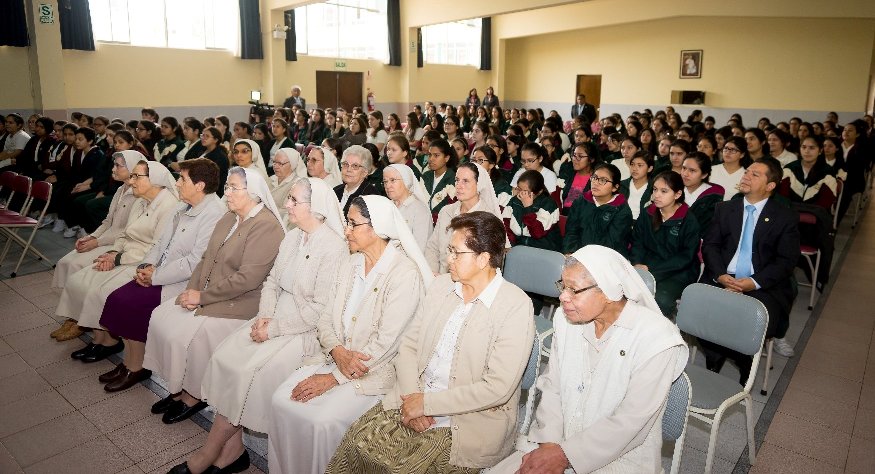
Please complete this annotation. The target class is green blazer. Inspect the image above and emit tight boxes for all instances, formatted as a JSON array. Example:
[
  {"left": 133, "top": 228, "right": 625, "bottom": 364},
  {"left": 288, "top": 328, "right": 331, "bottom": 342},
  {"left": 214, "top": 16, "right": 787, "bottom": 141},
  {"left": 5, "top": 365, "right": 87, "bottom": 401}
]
[
  {"left": 619, "top": 177, "right": 653, "bottom": 218},
  {"left": 631, "top": 203, "right": 701, "bottom": 284},
  {"left": 421, "top": 169, "right": 456, "bottom": 218},
  {"left": 563, "top": 191, "right": 633, "bottom": 256},
  {"left": 557, "top": 161, "right": 593, "bottom": 206},
  {"left": 688, "top": 183, "right": 725, "bottom": 237},
  {"left": 503, "top": 193, "right": 561, "bottom": 251}
]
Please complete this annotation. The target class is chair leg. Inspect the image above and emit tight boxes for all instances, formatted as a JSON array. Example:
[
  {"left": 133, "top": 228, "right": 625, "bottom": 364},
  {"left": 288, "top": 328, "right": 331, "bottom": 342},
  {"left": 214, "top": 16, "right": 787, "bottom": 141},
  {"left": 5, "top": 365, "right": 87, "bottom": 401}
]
[
  {"left": 11, "top": 227, "right": 40, "bottom": 277},
  {"left": 809, "top": 251, "right": 821, "bottom": 310},
  {"left": 0, "top": 228, "right": 16, "bottom": 264},
  {"left": 761, "top": 339, "right": 773, "bottom": 395},
  {"left": 745, "top": 396, "right": 757, "bottom": 464},
  {"left": 705, "top": 414, "right": 722, "bottom": 474}
]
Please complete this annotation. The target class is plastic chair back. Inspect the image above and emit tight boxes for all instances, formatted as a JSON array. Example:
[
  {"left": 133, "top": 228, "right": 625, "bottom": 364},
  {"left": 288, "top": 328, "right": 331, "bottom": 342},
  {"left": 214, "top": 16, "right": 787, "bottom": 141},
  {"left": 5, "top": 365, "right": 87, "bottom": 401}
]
[
  {"left": 31, "top": 180, "right": 52, "bottom": 202},
  {"left": 635, "top": 267, "right": 656, "bottom": 296},
  {"left": 0, "top": 171, "right": 16, "bottom": 190},
  {"left": 676, "top": 283, "right": 768, "bottom": 356},
  {"left": 10, "top": 175, "right": 31, "bottom": 196},
  {"left": 520, "top": 335, "right": 540, "bottom": 390},
  {"left": 662, "top": 372, "right": 691, "bottom": 442},
  {"left": 503, "top": 246, "right": 564, "bottom": 298}
]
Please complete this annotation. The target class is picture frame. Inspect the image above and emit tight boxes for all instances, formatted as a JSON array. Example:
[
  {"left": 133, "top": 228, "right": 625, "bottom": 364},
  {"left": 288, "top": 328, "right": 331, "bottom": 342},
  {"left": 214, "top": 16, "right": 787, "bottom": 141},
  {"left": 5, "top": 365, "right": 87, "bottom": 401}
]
[{"left": 680, "top": 50, "right": 702, "bottom": 79}]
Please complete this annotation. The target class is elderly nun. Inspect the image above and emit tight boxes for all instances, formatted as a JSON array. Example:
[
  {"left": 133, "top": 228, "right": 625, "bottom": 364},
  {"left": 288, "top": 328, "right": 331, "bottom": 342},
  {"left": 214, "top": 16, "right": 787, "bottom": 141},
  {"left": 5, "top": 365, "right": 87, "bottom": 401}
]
[
  {"left": 383, "top": 163, "right": 433, "bottom": 250},
  {"left": 306, "top": 146, "right": 343, "bottom": 189},
  {"left": 490, "top": 245, "right": 688, "bottom": 474},
  {"left": 270, "top": 147, "right": 307, "bottom": 221},
  {"left": 268, "top": 194, "right": 433, "bottom": 474}
]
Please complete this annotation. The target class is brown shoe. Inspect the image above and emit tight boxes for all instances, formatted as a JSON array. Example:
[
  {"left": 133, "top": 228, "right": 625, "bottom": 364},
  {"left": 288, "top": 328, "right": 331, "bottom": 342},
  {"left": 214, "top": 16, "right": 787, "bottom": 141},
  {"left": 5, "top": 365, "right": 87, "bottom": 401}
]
[
  {"left": 104, "top": 368, "right": 152, "bottom": 392},
  {"left": 55, "top": 323, "right": 83, "bottom": 341},
  {"left": 50, "top": 320, "right": 76, "bottom": 339},
  {"left": 98, "top": 364, "right": 127, "bottom": 383}
]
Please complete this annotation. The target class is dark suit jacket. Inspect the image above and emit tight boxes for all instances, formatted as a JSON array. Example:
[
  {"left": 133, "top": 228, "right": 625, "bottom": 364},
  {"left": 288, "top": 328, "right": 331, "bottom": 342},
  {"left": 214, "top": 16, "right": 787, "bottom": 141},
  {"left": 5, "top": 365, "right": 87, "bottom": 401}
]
[
  {"left": 569, "top": 103, "right": 596, "bottom": 124},
  {"left": 700, "top": 196, "right": 799, "bottom": 308},
  {"left": 334, "top": 181, "right": 380, "bottom": 217},
  {"left": 282, "top": 96, "right": 306, "bottom": 109}
]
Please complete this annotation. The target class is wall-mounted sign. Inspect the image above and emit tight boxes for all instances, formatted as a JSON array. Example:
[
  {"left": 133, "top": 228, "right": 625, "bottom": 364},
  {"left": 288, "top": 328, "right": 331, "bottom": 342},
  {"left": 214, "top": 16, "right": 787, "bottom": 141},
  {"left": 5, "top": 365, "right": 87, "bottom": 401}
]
[
  {"left": 334, "top": 59, "right": 347, "bottom": 71},
  {"left": 38, "top": 3, "right": 54, "bottom": 24}
]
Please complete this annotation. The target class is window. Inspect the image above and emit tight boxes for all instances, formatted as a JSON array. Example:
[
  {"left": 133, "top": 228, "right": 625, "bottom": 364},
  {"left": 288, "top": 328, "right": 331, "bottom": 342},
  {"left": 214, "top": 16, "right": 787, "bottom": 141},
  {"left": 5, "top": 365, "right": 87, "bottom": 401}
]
[
  {"left": 294, "top": 0, "right": 388, "bottom": 62},
  {"left": 89, "top": 0, "right": 238, "bottom": 51},
  {"left": 422, "top": 19, "right": 481, "bottom": 67}
]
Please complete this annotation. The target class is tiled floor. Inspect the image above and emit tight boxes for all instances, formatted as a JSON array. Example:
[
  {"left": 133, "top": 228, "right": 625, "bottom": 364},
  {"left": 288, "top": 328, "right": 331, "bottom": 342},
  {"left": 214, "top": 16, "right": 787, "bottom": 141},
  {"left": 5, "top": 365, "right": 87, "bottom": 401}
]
[{"left": 0, "top": 197, "right": 872, "bottom": 473}]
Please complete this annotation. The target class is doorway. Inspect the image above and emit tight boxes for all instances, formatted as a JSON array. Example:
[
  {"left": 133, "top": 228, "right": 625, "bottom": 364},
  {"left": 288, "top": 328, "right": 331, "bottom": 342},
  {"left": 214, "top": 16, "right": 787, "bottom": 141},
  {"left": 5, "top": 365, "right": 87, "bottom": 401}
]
[
  {"left": 316, "top": 71, "right": 363, "bottom": 111},
  {"left": 576, "top": 75, "right": 602, "bottom": 121}
]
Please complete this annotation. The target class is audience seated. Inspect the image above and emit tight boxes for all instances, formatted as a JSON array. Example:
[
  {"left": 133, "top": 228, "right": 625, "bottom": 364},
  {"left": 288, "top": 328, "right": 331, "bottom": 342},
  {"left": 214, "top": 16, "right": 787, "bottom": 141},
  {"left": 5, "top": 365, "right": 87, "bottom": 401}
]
[
  {"left": 682, "top": 152, "right": 725, "bottom": 235},
  {"left": 269, "top": 147, "right": 307, "bottom": 222},
  {"left": 334, "top": 145, "right": 380, "bottom": 217},
  {"left": 383, "top": 163, "right": 432, "bottom": 251},
  {"left": 558, "top": 142, "right": 596, "bottom": 212},
  {"left": 710, "top": 136, "right": 751, "bottom": 200},
  {"left": 618, "top": 150, "right": 654, "bottom": 220},
  {"left": 306, "top": 145, "right": 342, "bottom": 189},
  {"left": 419, "top": 138, "right": 458, "bottom": 220},
  {"left": 779, "top": 135, "right": 838, "bottom": 209},
  {"left": 503, "top": 170, "right": 561, "bottom": 251},
  {"left": 511, "top": 142, "right": 558, "bottom": 194},
  {"left": 471, "top": 144, "right": 513, "bottom": 207},
  {"left": 562, "top": 163, "right": 632, "bottom": 256}
]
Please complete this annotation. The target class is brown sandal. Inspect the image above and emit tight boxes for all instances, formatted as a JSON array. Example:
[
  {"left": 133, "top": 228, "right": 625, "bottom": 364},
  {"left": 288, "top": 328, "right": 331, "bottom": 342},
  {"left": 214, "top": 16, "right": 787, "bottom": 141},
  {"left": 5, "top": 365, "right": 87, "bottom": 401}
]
[{"left": 50, "top": 320, "right": 76, "bottom": 339}]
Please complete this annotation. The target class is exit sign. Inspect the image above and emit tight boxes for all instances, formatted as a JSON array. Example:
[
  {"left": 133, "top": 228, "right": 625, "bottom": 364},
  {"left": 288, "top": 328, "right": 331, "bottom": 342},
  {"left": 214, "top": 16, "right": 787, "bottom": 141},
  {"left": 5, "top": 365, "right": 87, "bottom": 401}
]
[{"left": 334, "top": 60, "right": 347, "bottom": 70}]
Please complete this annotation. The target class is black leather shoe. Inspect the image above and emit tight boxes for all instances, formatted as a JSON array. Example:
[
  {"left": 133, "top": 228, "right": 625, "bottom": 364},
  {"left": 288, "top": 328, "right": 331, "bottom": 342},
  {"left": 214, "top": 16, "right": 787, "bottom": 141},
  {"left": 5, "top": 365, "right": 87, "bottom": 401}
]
[
  {"left": 81, "top": 340, "right": 124, "bottom": 363},
  {"left": 215, "top": 450, "right": 250, "bottom": 474},
  {"left": 151, "top": 394, "right": 177, "bottom": 414},
  {"left": 98, "top": 364, "right": 127, "bottom": 383},
  {"left": 104, "top": 368, "right": 152, "bottom": 392},
  {"left": 162, "top": 400, "right": 208, "bottom": 424},
  {"left": 71, "top": 343, "right": 96, "bottom": 360},
  {"left": 166, "top": 462, "right": 219, "bottom": 474}
]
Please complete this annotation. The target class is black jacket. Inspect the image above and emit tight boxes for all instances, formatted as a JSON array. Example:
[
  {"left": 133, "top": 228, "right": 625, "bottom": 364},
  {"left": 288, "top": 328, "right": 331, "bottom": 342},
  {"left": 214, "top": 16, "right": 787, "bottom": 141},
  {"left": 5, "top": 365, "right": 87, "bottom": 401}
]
[{"left": 333, "top": 182, "right": 380, "bottom": 217}]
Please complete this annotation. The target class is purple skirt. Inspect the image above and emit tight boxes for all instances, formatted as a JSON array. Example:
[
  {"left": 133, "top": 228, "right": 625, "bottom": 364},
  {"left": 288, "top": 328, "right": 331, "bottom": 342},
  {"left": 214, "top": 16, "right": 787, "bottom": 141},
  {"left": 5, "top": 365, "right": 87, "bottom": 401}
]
[{"left": 99, "top": 280, "right": 163, "bottom": 342}]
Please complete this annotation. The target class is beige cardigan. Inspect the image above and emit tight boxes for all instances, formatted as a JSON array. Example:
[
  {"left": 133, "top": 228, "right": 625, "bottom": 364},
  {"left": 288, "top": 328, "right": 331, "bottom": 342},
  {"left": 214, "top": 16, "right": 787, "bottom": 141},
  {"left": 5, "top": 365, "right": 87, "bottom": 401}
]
[
  {"left": 383, "top": 274, "right": 535, "bottom": 468},
  {"left": 309, "top": 243, "right": 425, "bottom": 396},
  {"left": 92, "top": 186, "right": 139, "bottom": 246}
]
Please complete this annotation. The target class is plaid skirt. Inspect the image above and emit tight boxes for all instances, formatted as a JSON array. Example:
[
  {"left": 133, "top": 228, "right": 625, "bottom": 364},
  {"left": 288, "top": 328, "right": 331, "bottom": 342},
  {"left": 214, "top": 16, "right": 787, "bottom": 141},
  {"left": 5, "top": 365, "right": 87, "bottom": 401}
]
[{"left": 326, "top": 405, "right": 479, "bottom": 474}]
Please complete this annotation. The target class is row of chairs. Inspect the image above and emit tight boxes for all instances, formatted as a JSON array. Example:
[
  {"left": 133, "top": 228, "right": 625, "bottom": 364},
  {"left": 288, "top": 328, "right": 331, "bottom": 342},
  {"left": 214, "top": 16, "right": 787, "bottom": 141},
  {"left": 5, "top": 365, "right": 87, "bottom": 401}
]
[
  {"left": 503, "top": 245, "right": 768, "bottom": 474},
  {"left": 0, "top": 171, "right": 54, "bottom": 277}
]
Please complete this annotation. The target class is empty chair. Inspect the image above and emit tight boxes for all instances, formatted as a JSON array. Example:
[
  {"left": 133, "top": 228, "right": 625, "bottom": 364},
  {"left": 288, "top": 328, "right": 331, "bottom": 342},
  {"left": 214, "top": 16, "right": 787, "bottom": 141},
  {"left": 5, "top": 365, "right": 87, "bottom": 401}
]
[{"left": 0, "top": 180, "right": 53, "bottom": 276}]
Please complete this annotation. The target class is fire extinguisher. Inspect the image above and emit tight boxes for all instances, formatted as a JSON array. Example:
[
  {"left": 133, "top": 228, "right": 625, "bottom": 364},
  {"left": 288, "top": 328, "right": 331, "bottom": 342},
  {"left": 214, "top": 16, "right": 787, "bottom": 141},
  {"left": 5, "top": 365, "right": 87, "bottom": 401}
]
[{"left": 367, "top": 89, "right": 375, "bottom": 112}]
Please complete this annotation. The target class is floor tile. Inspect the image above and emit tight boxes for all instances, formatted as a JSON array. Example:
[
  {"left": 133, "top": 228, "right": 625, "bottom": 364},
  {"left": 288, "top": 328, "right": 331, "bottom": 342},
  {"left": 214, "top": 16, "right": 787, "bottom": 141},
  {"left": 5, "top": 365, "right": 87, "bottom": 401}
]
[
  {"left": 16, "top": 336, "right": 82, "bottom": 369},
  {"left": 798, "top": 348, "right": 866, "bottom": 383},
  {"left": 0, "top": 369, "right": 52, "bottom": 406},
  {"left": 846, "top": 436, "right": 875, "bottom": 473},
  {"left": 56, "top": 372, "right": 137, "bottom": 410},
  {"left": 36, "top": 357, "right": 114, "bottom": 387},
  {"left": 854, "top": 407, "right": 875, "bottom": 440},
  {"left": 811, "top": 318, "right": 874, "bottom": 346},
  {"left": 3, "top": 272, "right": 54, "bottom": 289},
  {"left": 0, "top": 296, "right": 38, "bottom": 317},
  {"left": 1, "top": 411, "right": 101, "bottom": 467},
  {"left": 0, "top": 442, "right": 23, "bottom": 474},
  {"left": 12, "top": 283, "right": 58, "bottom": 301},
  {"left": 749, "top": 441, "right": 843, "bottom": 473},
  {"left": 0, "top": 338, "right": 13, "bottom": 357},
  {"left": 134, "top": 431, "right": 207, "bottom": 473},
  {"left": 763, "top": 413, "right": 851, "bottom": 468},
  {"left": 0, "top": 310, "right": 55, "bottom": 338},
  {"left": 22, "top": 436, "right": 133, "bottom": 474},
  {"left": 107, "top": 415, "right": 203, "bottom": 463},
  {"left": 116, "top": 465, "right": 145, "bottom": 474},
  {"left": 777, "top": 387, "right": 858, "bottom": 434},
  {"left": 676, "top": 445, "right": 735, "bottom": 474},
  {"left": 685, "top": 416, "right": 749, "bottom": 463},
  {"left": 31, "top": 292, "right": 60, "bottom": 312},
  {"left": 0, "top": 353, "right": 29, "bottom": 379},
  {"left": 804, "top": 330, "right": 870, "bottom": 361},
  {"left": 785, "top": 365, "right": 863, "bottom": 407},
  {"left": 1, "top": 324, "right": 61, "bottom": 353},
  {"left": 80, "top": 385, "right": 159, "bottom": 434},
  {"left": 0, "top": 390, "right": 75, "bottom": 438}
]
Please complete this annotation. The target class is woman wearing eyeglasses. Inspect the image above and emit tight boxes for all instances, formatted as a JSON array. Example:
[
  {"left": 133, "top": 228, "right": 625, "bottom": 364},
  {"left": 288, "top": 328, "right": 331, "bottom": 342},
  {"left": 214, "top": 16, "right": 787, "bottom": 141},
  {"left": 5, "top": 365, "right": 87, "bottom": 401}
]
[
  {"left": 510, "top": 142, "right": 558, "bottom": 194},
  {"left": 198, "top": 126, "right": 230, "bottom": 194},
  {"left": 563, "top": 163, "right": 632, "bottom": 256},
  {"left": 57, "top": 157, "right": 180, "bottom": 362},
  {"left": 231, "top": 139, "right": 270, "bottom": 184},
  {"left": 168, "top": 178, "right": 347, "bottom": 474},
  {"left": 268, "top": 195, "right": 431, "bottom": 474},
  {"left": 270, "top": 147, "right": 308, "bottom": 222},
  {"left": 333, "top": 145, "right": 380, "bottom": 217},
  {"left": 710, "top": 136, "right": 752, "bottom": 201},
  {"left": 306, "top": 146, "right": 343, "bottom": 189},
  {"left": 383, "top": 162, "right": 433, "bottom": 251},
  {"left": 144, "top": 167, "right": 285, "bottom": 427},
  {"left": 470, "top": 144, "right": 513, "bottom": 208},
  {"left": 558, "top": 142, "right": 596, "bottom": 211}
]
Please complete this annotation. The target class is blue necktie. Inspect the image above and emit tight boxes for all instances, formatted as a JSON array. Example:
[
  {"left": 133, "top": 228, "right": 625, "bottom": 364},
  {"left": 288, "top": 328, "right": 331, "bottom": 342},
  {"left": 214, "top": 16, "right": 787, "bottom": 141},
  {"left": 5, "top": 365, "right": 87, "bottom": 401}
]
[{"left": 735, "top": 205, "right": 756, "bottom": 278}]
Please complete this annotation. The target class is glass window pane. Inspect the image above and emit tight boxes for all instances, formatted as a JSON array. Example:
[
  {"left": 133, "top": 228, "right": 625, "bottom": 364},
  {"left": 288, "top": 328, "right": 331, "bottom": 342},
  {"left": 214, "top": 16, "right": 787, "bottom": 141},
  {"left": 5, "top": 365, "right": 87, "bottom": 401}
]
[
  {"left": 108, "top": 0, "right": 130, "bottom": 42},
  {"left": 89, "top": 0, "right": 112, "bottom": 41},
  {"left": 204, "top": 0, "right": 237, "bottom": 50},
  {"left": 127, "top": 0, "right": 167, "bottom": 47},
  {"left": 166, "top": 0, "right": 205, "bottom": 49},
  {"left": 423, "top": 19, "right": 480, "bottom": 67},
  {"left": 294, "top": 6, "right": 307, "bottom": 54}
]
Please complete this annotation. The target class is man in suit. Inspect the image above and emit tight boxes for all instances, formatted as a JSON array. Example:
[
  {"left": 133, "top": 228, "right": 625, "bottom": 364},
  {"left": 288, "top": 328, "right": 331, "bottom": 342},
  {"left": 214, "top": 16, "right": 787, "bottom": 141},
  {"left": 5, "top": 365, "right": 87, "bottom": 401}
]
[
  {"left": 700, "top": 157, "right": 800, "bottom": 383},
  {"left": 570, "top": 94, "right": 596, "bottom": 124},
  {"left": 282, "top": 85, "right": 306, "bottom": 109}
]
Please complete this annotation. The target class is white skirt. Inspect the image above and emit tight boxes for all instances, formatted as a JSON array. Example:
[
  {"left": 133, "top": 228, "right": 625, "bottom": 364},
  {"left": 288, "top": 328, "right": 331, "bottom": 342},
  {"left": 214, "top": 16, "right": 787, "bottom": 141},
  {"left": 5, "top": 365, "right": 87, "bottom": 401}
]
[
  {"left": 142, "top": 299, "right": 246, "bottom": 397},
  {"left": 55, "top": 264, "right": 137, "bottom": 329},
  {"left": 201, "top": 320, "right": 319, "bottom": 432},
  {"left": 268, "top": 363, "right": 381, "bottom": 474},
  {"left": 51, "top": 246, "right": 112, "bottom": 289}
]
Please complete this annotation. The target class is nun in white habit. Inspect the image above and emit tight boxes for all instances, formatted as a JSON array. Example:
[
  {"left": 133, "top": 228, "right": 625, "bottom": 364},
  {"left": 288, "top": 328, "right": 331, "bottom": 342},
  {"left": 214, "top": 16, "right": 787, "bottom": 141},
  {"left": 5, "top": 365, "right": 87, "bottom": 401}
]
[
  {"left": 231, "top": 138, "right": 270, "bottom": 184},
  {"left": 307, "top": 146, "right": 343, "bottom": 189},
  {"left": 490, "top": 245, "right": 688, "bottom": 474},
  {"left": 268, "top": 195, "right": 434, "bottom": 474},
  {"left": 173, "top": 178, "right": 349, "bottom": 473},
  {"left": 383, "top": 163, "right": 433, "bottom": 250},
  {"left": 143, "top": 167, "right": 286, "bottom": 427},
  {"left": 270, "top": 147, "right": 308, "bottom": 222}
]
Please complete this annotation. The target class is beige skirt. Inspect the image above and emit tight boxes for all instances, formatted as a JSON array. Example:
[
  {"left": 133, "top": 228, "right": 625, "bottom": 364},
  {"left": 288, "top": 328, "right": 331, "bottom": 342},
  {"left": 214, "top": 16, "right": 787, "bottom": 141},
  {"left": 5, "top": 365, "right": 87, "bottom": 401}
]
[
  {"left": 142, "top": 299, "right": 246, "bottom": 397},
  {"left": 51, "top": 246, "right": 112, "bottom": 289},
  {"left": 267, "top": 363, "right": 382, "bottom": 474},
  {"left": 55, "top": 264, "right": 137, "bottom": 329},
  {"left": 201, "top": 320, "right": 319, "bottom": 432}
]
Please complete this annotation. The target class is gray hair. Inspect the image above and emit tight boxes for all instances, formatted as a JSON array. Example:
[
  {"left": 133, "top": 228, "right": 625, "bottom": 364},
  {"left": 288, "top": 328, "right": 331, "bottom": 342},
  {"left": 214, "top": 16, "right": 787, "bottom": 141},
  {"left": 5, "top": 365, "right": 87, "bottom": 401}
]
[
  {"left": 227, "top": 166, "right": 262, "bottom": 203},
  {"left": 342, "top": 145, "right": 375, "bottom": 174},
  {"left": 289, "top": 177, "right": 325, "bottom": 222}
]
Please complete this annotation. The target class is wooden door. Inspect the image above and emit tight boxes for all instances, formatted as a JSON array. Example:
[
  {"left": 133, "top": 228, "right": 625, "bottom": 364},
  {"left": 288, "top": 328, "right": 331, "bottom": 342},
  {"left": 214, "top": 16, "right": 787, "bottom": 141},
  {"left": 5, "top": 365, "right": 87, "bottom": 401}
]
[
  {"left": 315, "top": 71, "right": 363, "bottom": 111},
  {"left": 576, "top": 75, "right": 602, "bottom": 120}
]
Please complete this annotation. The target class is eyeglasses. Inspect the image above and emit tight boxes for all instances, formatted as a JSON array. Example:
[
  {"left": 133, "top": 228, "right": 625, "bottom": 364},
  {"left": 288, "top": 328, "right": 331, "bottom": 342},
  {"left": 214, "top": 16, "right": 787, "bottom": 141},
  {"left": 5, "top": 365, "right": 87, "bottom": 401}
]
[
  {"left": 471, "top": 158, "right": 488, "bottom": 165},
  {"left": 273, "top": 161, "right": 290, "bottom": 166},
  {"left": 572, "top": 154, "right": 590, "bottom": 161},
  {"left": 129, "top": 173, "right": 149, "bottom": 180},
  {"left": 590, "top": 175, "right": 613, "bottom": 186},
  {"left": 554, "top": 280, "right": 599, "bottom": 295},
  {"left": 224, "top": 184, "right": 247, "bottom": 193},
  {"left": 722, "top": 147, "right": 741, "bottom": 154},
  {"left": 346, "top": 220, "right": 371, "bottom": 229},
  {"left": 446, "top": 246, "right": 476, "bottom": 259},
  {"left": 340, "top": 162, "right": 364, "bottom": 171},
  {"left": 382, "top": 178, "right": 402, "bottom": 186},
  {"left": 521, "top": 158, "right": 539, "bottom": 164},
  {"left": 285, "top": 196, "right": 309, "bottom": 207}
]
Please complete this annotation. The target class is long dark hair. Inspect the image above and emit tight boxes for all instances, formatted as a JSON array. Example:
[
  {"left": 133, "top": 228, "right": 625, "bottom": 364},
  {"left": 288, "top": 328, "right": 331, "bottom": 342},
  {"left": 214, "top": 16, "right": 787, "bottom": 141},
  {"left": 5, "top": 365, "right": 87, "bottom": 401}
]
[
  {"left": 473, "top": 145, "right": 503, "bottom": 183},
  {"left": 650, "top": 170, "right": 684, "bottom": 231},
  {"left": 429, "top": 138, "right": 458, "bottom": 170}
]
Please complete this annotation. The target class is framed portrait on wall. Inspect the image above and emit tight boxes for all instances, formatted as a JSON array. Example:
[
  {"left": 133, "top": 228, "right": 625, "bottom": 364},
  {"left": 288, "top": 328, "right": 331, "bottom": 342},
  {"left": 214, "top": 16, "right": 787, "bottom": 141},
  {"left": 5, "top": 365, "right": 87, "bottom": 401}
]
[{"left": 680, "top": 50, "right": 702, "bottom": 79}]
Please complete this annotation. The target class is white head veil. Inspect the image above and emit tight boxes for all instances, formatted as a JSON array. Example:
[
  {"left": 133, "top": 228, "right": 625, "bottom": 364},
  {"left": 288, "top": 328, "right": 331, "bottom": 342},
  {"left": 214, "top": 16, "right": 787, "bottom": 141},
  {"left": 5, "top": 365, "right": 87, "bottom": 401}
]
[
  {"left": 320, "top": 147, "right": 343, "bottom": 185},
  {"left": 277, "top": 147, "right": 308, "bottom": 180},
  {"left": 234, "top": 166, "right": 287, "bottom": 232},
  {"left": 571, "top": 245, "right": 661, "bottom": 314},
  {"left": 235, "top": 138, "right": 270, "bottom": 182},
  {"left": 360, "top": 195, "right": 434, "bottom": 287},
  {"left": 145, "top": 160, "right": 180, "bottom": 199},
  {"left": 386, "top": 164, "right": 430, "bottom": 204},
  {"left": 470, "top": 162, "right": 502, "bottom": 220},
  {"left": 303, "top": 177, "right": 345, "bottom": 238},
  {"left": 113, "top": 150, "right": 146, "bottom": 191}
]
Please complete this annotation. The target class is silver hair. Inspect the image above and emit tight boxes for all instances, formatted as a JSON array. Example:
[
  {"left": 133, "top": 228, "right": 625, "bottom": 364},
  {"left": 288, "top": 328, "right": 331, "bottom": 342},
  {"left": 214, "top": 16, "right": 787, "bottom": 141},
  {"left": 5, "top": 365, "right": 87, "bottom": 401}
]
[
  {"left": 227, "top": 166, "right": 262, "bottom": 204},
  {"left": 289, "top": 177, "right": 325, "bottom": 222},
  {"left": 342, "top": 145, "right": 375, "bottom": 174},
  {"left": 563, "top": 255, "right": 583, "bottom": 270}
]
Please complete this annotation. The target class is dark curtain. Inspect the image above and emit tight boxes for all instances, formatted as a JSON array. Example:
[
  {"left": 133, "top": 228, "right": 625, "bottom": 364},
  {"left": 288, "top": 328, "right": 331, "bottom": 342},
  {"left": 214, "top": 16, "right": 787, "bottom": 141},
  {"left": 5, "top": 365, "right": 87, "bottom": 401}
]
[
  {"left": 0, "top": 0, "right": 28, "bottom": 47},
  {"left": 284, "top": 9, "right": 296, "bottom": 61},
  {"left": 386, "top": 0, "right": 401, "bottom": 66},
  {"left": 239, "top": 0, "right": 263, "bottom": 59},
  {"left": 479, "top": 17, "right": 492, "bottom": 71},
  {"left": 416, "top": 28, "right": 423, "bottom": 68},
  {"left": 59, "top": 0, "right": 95, "bottom": 51}
]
